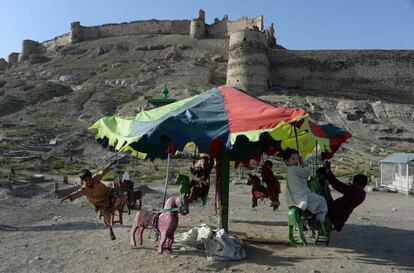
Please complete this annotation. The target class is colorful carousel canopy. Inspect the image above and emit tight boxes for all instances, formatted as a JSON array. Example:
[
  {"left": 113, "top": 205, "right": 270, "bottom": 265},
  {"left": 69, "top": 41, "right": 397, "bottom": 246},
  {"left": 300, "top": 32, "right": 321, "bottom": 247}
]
[
  {"left": 306, "top": 120, "right": 352, "bottom": 159},
  {"left": 91, "top": 86, "right": 350, "bottom": 161}
]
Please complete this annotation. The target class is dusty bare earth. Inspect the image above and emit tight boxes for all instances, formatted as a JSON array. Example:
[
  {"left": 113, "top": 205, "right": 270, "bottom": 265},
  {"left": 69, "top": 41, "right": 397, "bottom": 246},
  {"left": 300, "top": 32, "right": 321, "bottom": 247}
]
[{"left": 0, "top": 174, "right": 413, "bottom": 273}]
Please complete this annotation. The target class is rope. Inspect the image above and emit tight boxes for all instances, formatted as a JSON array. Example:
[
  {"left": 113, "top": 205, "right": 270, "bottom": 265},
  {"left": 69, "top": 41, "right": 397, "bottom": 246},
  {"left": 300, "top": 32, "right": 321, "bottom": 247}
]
[
  {"left": 160, "top": 207, "right": 179, "bottom": 213},
  {"left": 159, "top": 194, "right": 185, "bottom": 213}
]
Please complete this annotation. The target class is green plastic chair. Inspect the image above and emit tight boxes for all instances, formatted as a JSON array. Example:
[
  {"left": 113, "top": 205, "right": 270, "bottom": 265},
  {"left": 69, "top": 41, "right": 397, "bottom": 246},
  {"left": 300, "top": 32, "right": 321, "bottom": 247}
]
[{"left": 288, "top": 207, "right": 307, "bottom": 247}]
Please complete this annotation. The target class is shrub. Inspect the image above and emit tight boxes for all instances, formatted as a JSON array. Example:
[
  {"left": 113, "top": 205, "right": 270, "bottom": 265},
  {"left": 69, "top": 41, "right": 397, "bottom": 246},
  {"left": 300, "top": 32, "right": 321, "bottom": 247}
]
[{"left": 51, "top": 160, "right": 65, "bottom": 170}]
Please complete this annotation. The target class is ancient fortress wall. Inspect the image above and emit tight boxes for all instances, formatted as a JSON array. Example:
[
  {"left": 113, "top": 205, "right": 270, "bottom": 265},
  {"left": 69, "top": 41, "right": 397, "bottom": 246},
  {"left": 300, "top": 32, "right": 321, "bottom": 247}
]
[
  {"left": 68, "top": 14, "right": 264, "bottom": 43},
  {"left": 226, "top": 29, "right": 414, "bottom": 97},
  {"left": 69, "top": 20, "right": 191, "bottom": 43},
  {"left": 7, "top": 11, "right": 271, "bottom": 66},
  {"left": 42, "top": 33, "right": 70, "bottom": 50},
  {"left": 5, "top": 10, "right": 413, "bottom": 101},
  {"left": 228, "top": 16, "right": 263, "bottom": 34},
  {"left": 269, "top": 50, "right": 414, "bottom": 95},
  {"left": 207, "top": 16, "right": 263, "bottom": 38}
]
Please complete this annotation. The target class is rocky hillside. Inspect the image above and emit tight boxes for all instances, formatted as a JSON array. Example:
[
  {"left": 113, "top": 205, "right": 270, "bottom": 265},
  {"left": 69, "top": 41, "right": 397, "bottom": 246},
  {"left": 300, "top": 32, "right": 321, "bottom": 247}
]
[{"left": 0, "top": 33, "right": 413, "bottom": 179}]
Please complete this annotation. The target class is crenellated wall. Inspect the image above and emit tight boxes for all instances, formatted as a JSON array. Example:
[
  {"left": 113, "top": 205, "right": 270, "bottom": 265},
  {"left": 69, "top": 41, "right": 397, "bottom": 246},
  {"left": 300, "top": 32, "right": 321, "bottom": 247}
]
[
  {"left": 206, "top": 15, "right": 263, "bottom": 38},
  {"left": 69, "top": 20, "right": 191, "bottom": 43},
  {"left": 228, "top": 16, "right": 263, "bottom": 33},
  {"left": 68, "top": 12, "right": 266, "bottom": 43}
]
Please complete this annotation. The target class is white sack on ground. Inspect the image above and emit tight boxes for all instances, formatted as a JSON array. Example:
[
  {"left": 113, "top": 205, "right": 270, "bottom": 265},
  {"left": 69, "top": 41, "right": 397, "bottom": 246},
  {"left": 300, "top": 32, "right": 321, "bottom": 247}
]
[
  {"left": 176, "top": 224, "right": 247, "bottom": 261},
  {"left": 204, "top": 229, "right": 247, "bottom": 261}
]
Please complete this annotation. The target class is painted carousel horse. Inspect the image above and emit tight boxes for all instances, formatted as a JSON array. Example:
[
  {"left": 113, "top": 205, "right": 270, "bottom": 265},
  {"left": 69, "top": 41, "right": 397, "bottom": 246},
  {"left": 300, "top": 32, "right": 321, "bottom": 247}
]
[
  {"left": 130, "top": 193, "right": 189, "bottom": 254},
  {"left": 288, "top": 177, "right": 330, "bottom": 247},
  {"left": 247, "top": 174, "right": 269, "bottom": 208}
]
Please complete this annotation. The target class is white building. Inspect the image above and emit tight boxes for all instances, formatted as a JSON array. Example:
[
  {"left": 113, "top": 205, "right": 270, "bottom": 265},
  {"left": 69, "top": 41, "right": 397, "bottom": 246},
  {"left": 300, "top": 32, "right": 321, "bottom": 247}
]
[{"left": 380, "top": 153, "right": 414, "bottom": 194}]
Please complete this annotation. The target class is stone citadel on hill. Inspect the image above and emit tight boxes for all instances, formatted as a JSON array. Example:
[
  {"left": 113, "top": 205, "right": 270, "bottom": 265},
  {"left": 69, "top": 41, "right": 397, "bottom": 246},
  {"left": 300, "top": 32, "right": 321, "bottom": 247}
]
[{"left": 1, "top": 9, "right": 413, "bottom": 99}]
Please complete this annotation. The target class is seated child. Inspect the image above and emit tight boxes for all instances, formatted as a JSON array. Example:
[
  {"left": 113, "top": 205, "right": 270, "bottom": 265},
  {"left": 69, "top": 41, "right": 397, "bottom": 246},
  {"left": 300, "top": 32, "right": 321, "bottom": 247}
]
[
  {"left": 248, "top": 174, "right": 267, "bottom": 208},
  {"left": 325, "top": 168, "right": 367, "bottom": 232},
  {"left": 189, "top": 155, "right": 214, "bottom": 205},
  {"left": 261, "top": 160, "right": 281, "bottom": 210},
  {"left": 282, "top": 149, "right": 328, "bottom": 232}
]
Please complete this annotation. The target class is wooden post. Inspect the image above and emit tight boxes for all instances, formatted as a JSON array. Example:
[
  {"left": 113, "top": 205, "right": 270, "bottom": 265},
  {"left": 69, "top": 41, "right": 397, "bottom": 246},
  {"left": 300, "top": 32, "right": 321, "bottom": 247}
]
[{"left": 216, "top": 145, "right": 230, "bottom": 231}]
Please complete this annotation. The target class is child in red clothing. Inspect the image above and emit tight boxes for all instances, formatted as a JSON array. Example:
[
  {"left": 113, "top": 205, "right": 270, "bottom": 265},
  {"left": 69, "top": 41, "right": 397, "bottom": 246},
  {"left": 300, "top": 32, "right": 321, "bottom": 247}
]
[
  {"left": 261, "top": 160, "right": 281, "bottom": 210},
  {"left": 248, "top": 174, "right": 266, "bottom": 208}
]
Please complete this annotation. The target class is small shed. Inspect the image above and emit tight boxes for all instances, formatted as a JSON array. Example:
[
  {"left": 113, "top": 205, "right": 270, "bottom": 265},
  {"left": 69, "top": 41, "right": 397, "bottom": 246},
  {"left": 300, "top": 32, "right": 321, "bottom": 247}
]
[{"left": 380, "top": 153, "right": 414, "bottom": 193}]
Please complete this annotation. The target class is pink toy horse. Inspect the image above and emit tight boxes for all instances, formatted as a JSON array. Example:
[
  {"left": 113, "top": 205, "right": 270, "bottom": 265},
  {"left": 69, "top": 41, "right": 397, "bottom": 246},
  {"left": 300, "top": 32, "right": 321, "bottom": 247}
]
[{"left": 130, "top": 194, "right": 189, "bottom": 254}]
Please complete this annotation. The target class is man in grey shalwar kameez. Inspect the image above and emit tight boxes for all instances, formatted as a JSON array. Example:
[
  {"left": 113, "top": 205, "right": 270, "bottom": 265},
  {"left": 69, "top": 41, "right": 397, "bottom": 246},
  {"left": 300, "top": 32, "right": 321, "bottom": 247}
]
[{"left": 283, "top": 149, "right": 328, "bottom": 222}]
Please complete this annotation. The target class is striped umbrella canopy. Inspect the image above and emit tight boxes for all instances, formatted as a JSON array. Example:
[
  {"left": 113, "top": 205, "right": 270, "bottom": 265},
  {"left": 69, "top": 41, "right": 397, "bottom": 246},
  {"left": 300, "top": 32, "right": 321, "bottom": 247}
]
[
  {"left": 276, "top": 118, "right": 352, "bottom": 160},
  {"left": 305, "top": 120, "right": 352, "bottom": 159},
  {"left": 91, "top": 86, "right": 348, "bottom": 161}
]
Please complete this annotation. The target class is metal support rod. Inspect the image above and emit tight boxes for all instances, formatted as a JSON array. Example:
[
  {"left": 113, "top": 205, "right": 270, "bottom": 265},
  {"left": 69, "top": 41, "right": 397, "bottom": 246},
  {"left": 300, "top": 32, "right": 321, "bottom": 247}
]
[
  {"left": 293, "top": 126, "right": 300, "bottom": 155},
  {"left": 162, "top": 153, "right": 171, "bottom": 208}
]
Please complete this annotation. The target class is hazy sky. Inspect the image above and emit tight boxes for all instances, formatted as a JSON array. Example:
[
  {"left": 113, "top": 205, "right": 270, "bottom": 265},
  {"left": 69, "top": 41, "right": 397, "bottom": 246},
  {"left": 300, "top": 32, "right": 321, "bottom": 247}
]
[{"left": 1, "top": 0, "right": 413, "bottom": 59}]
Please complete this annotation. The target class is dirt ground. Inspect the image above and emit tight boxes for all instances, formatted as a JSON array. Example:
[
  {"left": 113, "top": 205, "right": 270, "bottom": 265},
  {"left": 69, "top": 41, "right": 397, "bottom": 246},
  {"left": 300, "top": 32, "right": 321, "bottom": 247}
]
[{"left": 0, "top": 175, "right": 413, "bottom": 273}]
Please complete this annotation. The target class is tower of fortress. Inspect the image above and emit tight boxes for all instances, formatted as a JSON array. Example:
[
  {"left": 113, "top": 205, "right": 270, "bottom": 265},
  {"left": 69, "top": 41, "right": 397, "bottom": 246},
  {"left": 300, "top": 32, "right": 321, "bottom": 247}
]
[{"left": 226, "top": 29, "right": 271, "bottom": 93}]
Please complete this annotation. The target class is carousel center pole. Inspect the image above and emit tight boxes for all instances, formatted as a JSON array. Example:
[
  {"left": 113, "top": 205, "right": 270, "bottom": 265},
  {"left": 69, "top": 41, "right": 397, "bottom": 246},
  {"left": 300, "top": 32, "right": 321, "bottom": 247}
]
[{"left": 216, "top": 144, "right": 230, "bottom": 232}]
